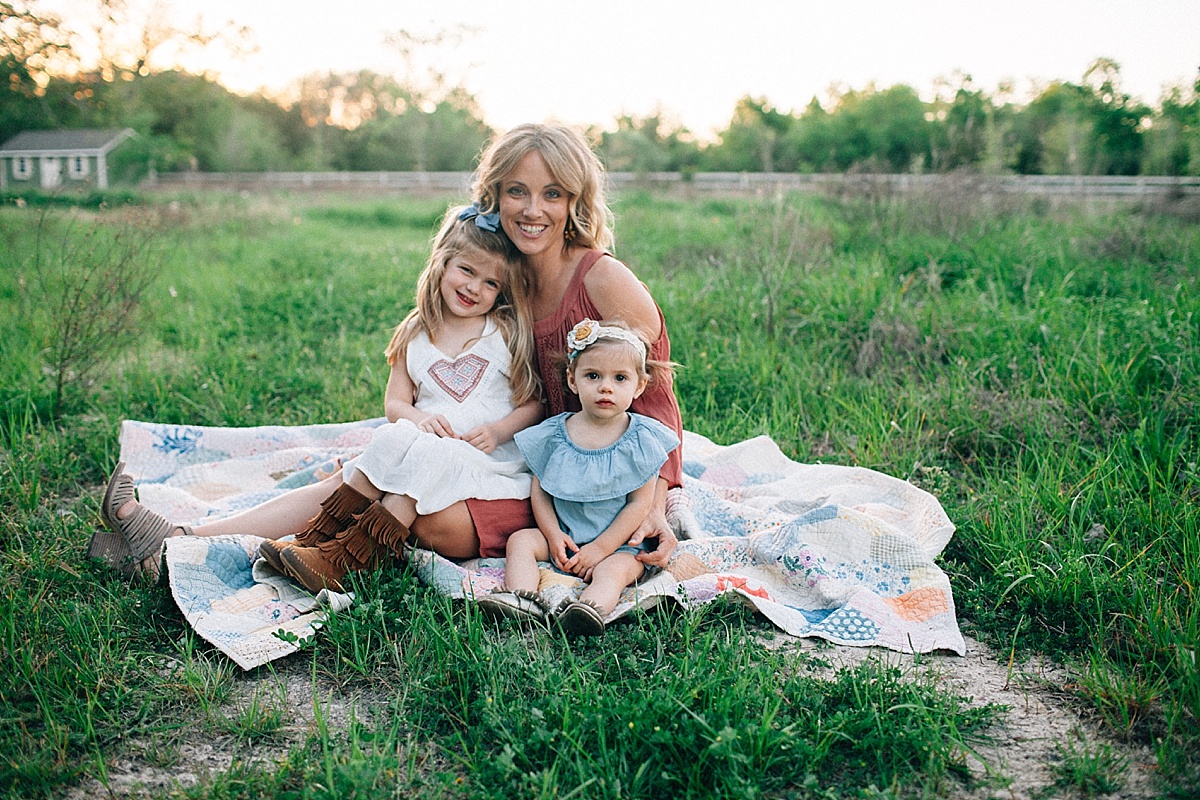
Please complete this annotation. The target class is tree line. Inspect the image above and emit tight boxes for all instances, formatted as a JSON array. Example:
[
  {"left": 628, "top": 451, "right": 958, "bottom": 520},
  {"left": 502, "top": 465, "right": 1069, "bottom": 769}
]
[{"left": 3, "top": 2, "right": 1198, "bottom": 180}]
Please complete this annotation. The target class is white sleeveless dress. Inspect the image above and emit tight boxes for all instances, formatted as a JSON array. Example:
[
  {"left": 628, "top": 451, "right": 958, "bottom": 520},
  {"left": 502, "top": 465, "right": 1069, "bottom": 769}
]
[{"left": 348, "top": 318, "right": 532, "bottom": 514}]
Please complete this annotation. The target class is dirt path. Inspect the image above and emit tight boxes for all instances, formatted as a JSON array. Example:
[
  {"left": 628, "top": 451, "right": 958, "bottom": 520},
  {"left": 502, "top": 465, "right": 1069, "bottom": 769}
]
[
  {"left": 65, "top": 635, "right": 1159, "bottom": 799},
  {"left": 811, "top": 636, "right": 1160, "bottom": 799}
]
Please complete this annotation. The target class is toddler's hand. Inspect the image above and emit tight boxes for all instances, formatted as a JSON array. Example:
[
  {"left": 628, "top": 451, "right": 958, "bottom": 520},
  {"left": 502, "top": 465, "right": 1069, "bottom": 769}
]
[
  {"left": 564, "top": 542, "right": 606, "bottom": 581},
  {"left": 416, "top": 414, "right": 455, "bottom": 438},
  {"left": 462, "top": 424, "right": 499, "bottom": 454},
  {"left": 545, "top": 531, "right": 575, "bottom": 572}
]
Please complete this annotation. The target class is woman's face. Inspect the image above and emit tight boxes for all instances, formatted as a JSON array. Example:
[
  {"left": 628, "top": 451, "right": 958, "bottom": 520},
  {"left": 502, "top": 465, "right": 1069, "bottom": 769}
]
[{"left": 498, "top": 150, "right": 570, "bottom": 260}]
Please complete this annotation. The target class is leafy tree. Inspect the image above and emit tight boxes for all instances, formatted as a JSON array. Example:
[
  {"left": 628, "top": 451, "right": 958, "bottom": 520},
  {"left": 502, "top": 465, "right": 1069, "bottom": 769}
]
[
  {"left": 704, "top": 96, "right": 791, "bottom": 171},
  {"left": 597, "top": 112, "right": 700, "bottom": 174},
  {"left": 825, "top": 84, "right": 932, "bottom": 171},
  {"left": 929, "top": 73, "right": 994, "bottom": 171},
  {"left": 780, "top": 97, "right": 840, "bottom": 172},
  {"left": 0, "top": 1, "right": 73, "bottom": 139},
  {"left": 1143, "top": 74, "right": 1200, "bottom": 175}
]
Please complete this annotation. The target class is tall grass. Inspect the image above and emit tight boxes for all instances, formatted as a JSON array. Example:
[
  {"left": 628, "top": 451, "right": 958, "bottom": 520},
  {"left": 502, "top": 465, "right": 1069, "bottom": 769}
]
[{"left": 0, "top": 185, "right": 1196, "bottom": 797}]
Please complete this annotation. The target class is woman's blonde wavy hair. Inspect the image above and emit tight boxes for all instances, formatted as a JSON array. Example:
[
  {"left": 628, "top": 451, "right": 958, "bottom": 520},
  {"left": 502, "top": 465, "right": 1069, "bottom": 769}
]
[
  {"left": 472, "top": 123, "right": 615, "bottom": 254},
  {"left": 385, "top": 206, "right": 540, "bottom": 406}
]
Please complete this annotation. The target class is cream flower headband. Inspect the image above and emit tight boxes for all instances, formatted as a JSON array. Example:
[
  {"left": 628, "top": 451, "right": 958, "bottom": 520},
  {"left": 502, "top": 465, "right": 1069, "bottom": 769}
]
[{"left": 566, "top": 319, "right": 647, "bottom": 365}]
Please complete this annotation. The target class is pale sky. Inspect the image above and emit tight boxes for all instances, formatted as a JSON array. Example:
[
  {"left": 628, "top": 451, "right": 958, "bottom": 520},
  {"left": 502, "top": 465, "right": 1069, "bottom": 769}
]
[{"left": 44, "top": 0, "right": 1200, "bottom": 140}]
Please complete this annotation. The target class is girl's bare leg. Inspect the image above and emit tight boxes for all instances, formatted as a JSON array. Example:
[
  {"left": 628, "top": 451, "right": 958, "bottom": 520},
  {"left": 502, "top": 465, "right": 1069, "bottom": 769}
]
[
  {"left": 502, "top": 528, "right": 548, "bottom": 594},
  {"left": 409, "top": 500, "right": 480, "bottom": 559},
  {"left": 380, "top": 493, "right": 417, "bottom": 528},
  {"left": 116, "top": 471, "right": 344, "bottom": 540},
  {"left": 579, "top": 553, "right": 644, "bottom": 615}
]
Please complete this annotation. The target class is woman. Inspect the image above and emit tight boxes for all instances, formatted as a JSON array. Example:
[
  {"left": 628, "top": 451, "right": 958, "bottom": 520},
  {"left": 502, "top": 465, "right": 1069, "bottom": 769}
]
[{"left": 94, "top": 124, "right": 682, "bottom": 578}]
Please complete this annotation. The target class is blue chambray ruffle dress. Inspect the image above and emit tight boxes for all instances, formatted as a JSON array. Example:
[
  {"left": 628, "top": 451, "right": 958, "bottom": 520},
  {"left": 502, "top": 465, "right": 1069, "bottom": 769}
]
[{"left": 515, "top": 412, "right": 680, "bottom": 545}]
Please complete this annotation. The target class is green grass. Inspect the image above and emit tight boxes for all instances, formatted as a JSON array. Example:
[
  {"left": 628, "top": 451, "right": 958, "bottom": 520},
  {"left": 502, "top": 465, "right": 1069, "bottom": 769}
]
[{"left": 1, "top": 186, "right": 1198, "bottom": 797}]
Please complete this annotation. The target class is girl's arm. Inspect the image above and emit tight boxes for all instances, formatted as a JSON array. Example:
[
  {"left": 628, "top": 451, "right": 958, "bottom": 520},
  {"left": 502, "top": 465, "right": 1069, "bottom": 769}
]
[
  {"left": 383, "top": 353, "right": 456, "bottom": 437},
  {"left": 563, "top": 478, "right": 657, "bottom": 579},
  {"left": 531, "top": 476, "right": 574, "bottom": 571},
  {"left": 460, "top": 398, "right": 543, "bottom": 454}
]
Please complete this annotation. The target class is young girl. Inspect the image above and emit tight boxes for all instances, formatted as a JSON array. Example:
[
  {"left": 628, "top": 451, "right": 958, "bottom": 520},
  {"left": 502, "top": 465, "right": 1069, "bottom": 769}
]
[
  {"left": 480, "top": 319, "right": 679, "bottom": 636},
  {"left": 262, "top": 204, "right": 543, "bottom": 592}
]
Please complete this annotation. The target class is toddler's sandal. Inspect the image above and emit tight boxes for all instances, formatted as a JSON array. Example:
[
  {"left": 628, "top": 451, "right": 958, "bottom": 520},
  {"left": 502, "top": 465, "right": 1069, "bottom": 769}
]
[
  {"left": 556, "top": 598, "right": 606, "bottom": 637},
  {"left": 478, "top": 590, "right": 550, "bottom": 623}
]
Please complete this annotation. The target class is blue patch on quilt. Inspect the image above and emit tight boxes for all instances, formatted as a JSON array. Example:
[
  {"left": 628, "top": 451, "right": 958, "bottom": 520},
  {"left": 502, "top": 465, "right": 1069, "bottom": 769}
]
[
  {"left": 796, "top": 607, "right": 835, "bottom": 625},
  {"left": 154, "top": 426, "right": 204, "bottom": 455},
  {"left": 688, "top": 484, "right": 750, "bottom": 537},
  {"left": 814, "top": 606, "right": 880, "bottom": 641},
  {"left": 683, "top": 461, "right": 707, "bottom": 479},
  {"left": 205, "top": 541, "right": 256, "bottom": 591}
]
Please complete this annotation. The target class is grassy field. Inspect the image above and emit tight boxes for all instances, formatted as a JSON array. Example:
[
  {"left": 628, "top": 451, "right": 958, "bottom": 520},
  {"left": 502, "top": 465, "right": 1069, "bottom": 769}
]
[{"left": 1, "top": 183, "right": 1197, "bottom": 798}]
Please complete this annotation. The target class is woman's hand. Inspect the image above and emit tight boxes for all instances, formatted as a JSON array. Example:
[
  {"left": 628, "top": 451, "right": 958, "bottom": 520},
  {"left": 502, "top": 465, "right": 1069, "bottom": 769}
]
[
  {"left": 416, "top": 414, "right": 456, "bottom": 438},
  {"left": 461, "top": 423, "right": 500, "bottom": 454},
  {"left": 564, "top": 542, "right": 607, "bottom": 581},
  {"left": 629, "top": 508, "right": 677, "bottom": 568}
]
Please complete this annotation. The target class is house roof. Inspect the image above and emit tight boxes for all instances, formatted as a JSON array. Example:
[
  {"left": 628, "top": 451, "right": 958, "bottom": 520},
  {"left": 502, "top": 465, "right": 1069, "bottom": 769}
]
[{"left": 0, "top": 128, "right": 135, "bottom": 155}]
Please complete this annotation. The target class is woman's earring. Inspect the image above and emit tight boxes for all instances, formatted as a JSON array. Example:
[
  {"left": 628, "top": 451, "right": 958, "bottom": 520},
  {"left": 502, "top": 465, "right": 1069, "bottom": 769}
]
[{"left": 564, "top": 218, "right": 577, "bottom": 242}]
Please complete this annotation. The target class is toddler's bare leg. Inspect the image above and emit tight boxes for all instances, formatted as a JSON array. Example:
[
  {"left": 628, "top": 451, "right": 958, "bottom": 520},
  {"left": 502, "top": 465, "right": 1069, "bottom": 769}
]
[
  {"left": 503, "top": 528, "right": 549, "bottom": 594},
  {"left": 580, "top": 553, "right": 644, "bottom": 615}
]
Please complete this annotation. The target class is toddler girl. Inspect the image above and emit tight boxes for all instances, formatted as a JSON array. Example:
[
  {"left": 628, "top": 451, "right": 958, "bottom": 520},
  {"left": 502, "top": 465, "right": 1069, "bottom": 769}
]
[
  {"left": 480, "top": 319, "right": 679, "bottom": 636},
  {"left": 264, "top": 204, "right": 543, "bottom": 591}
]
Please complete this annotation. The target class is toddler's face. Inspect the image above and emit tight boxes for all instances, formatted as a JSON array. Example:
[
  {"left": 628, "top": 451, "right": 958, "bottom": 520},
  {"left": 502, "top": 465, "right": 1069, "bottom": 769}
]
[
  {"left": 439, "top": 246, "right": 506, "bottom": 319},
  {"left": 567, "top": 342, "right": 647, "bottom": 421}
]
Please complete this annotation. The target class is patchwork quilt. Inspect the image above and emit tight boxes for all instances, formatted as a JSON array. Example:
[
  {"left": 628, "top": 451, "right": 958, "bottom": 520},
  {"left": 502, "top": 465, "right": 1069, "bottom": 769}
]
[{"left": 117, "top": 419, "right": 965, "bottom": 669}]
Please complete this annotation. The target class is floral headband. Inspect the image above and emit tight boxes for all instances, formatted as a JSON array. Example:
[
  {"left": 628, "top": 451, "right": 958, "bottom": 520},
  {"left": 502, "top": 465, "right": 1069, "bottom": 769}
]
[
  {"left": 457, "top": 202, "right": 501, "bottom": 232},
  {"left": 566, "top": 319, "right": 647, "bottom": 365}
]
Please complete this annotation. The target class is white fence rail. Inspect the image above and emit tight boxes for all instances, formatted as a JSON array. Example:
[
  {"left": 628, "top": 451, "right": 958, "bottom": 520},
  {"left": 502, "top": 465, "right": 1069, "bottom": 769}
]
[{"left": 147, "top": 171, "right": 1200, "bottom": 197}]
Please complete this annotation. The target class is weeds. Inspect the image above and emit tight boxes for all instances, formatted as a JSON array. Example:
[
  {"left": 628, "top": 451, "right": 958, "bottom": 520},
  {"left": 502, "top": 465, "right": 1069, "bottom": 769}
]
[{"left": 3, "top": 205, "right": 165, "bottom": 418}]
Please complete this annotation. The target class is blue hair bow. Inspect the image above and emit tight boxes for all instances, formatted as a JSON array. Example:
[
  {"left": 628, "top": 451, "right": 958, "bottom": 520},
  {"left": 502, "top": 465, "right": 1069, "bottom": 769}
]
[{"left": 458, "top": 203, "right": 502, "bottom": 233}]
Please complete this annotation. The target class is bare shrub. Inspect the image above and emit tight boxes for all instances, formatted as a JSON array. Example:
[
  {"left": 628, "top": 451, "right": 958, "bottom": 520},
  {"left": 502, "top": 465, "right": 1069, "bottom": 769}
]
[{"left": 10, "top": 206, "right": 166, "bottom": 417}]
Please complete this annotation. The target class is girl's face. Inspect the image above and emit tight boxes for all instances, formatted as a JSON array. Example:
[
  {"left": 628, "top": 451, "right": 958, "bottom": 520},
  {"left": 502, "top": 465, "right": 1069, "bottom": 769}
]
[
  {"left": 498, "top": 150, "right": 570, "bottom": 260},
  {"left": 566, "top": 342, "right": 648, "bottom": 422},
  {"left": 439, "top": 247, "right": 507, "bottom": 320}
]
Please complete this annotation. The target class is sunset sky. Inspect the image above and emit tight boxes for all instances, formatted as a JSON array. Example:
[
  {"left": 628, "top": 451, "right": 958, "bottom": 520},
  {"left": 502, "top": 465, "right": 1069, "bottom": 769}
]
[{"left": 41, "top": 0, "right": 1200, "bottom": 139}]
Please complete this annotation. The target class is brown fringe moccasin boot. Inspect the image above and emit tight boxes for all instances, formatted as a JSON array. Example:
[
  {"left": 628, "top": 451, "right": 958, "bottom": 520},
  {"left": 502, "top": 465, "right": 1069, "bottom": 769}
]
[
  {"left": 280, "top": 501, "right": 412, "bottom": 593},
  {"left": 258, "top": 483, "right": 372, "bottom": 574}
]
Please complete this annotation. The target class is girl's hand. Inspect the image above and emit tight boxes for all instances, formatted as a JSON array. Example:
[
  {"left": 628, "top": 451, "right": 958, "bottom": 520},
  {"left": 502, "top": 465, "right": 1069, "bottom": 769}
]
[
  {"left": 544, "top": 530, "right": 576, "bottom": 572},
  {"left": 416, "top": 414, "right": 456, "bottom": 438},
  {"left": 564, "top": 542, "right": 606, "bottom": 581},
  {"left": 461, "top": 424, "right": 500, "bottom": 454}
]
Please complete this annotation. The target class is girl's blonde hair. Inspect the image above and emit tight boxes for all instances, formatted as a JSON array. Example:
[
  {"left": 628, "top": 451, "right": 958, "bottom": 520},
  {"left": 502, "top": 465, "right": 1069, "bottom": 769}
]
[
  {"left": 385, "top": 206, "right": 540, "bottom": 406},
  {"left": 472, "top": 123, "right": 615, "bottom": 254},
  {"left": 562, "top": 319, "right": 676, "bottom": 389}
]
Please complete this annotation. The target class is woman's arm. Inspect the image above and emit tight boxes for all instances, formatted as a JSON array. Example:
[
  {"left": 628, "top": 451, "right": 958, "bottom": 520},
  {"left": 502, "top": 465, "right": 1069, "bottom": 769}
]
[
  {"left": 583, "top": 255, "right": 662, "bottom": 342},
  {"left": 460, "top": 399, "right": 543, "bottom": 454},
  {"left": 564, "top": 478, "right": 657, "bottom": 579}
]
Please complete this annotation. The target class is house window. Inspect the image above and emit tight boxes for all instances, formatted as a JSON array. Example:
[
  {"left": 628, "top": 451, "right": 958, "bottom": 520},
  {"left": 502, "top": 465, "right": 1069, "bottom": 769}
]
[
  {"left": 69, "top": 154, "right": 89, "bottom": 178},
  {"left": 13, "top": 156, "right": 31, "bottom": 180}
]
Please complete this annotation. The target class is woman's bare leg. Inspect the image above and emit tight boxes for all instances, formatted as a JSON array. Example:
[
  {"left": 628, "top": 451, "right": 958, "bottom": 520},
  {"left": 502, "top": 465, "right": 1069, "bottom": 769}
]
[
  {"left": 409, "top": 500, "right": 480, "bottom": 559},
  {"left": 116, "top": 472, "right": 344, "bottom": 540}
]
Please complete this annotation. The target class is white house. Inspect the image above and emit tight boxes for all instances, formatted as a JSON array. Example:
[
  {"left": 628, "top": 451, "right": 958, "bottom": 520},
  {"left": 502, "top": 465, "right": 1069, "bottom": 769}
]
[{"left": 0, "top": 128, "right": 136, "bottom": 191}]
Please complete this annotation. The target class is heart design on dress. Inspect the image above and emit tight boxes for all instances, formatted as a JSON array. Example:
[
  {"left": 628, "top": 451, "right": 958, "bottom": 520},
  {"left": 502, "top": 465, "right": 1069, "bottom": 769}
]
[{"left": 428, "top": 354, "right": 489, "bottom": 403}]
